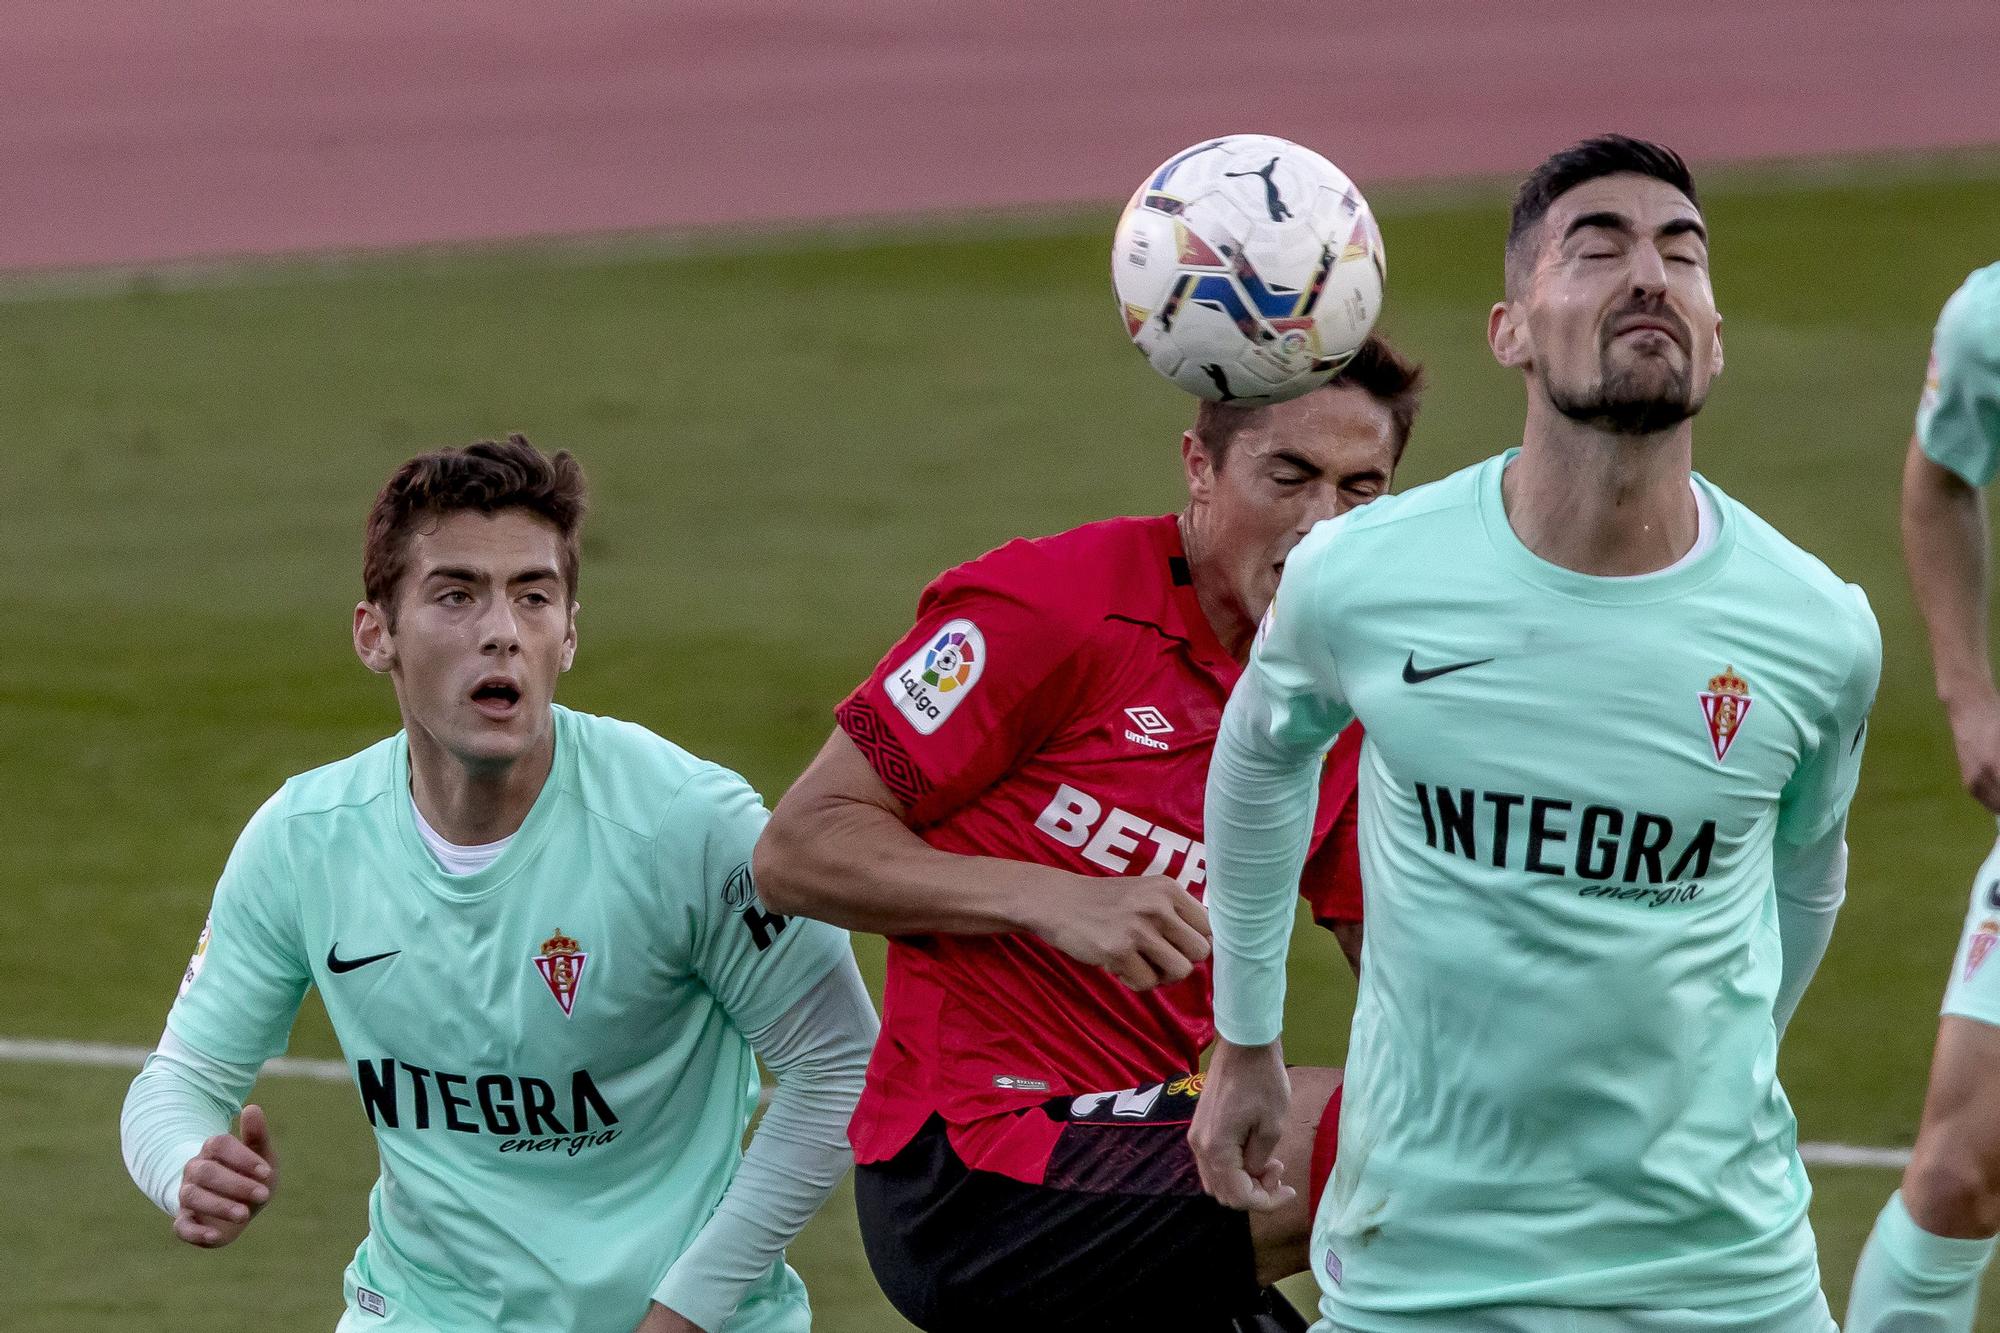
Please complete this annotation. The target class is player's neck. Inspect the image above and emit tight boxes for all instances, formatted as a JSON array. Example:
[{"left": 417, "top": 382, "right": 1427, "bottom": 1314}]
[
  {"left": 405, "top": 721, "right": 554, "bottom": 847},
  {"left": 1178, "top": 510, "right": 1257, "bottom": 662},
  {"left": 1505, "top": 407, "right": 1697, "bottom": 577}
]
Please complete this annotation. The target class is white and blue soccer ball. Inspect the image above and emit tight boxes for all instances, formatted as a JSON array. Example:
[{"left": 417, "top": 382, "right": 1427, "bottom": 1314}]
[{"left": 1111, "top": 134, "right": 1386, "bottom": 404}]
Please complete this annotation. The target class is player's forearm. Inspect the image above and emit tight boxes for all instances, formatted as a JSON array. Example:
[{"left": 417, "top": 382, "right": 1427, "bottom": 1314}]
[
  {"left": 653, "top": 961, "right": 875, "bottom": 1331},
  {"left": 1903, "top": 439, "right": 1996, "bottom": 709},
  {"left": 755, "top": 794, "right": 1078, "bottom": 937},
  {"left": 1772, "top": 821, "right": 1848, "bottom": 1036},
  {"left": 1205, "top": 673, "right": 1328, "bottom": 1047},
  {"left": 121, "top": 1032, "right": 259, "bottom": 1215}
]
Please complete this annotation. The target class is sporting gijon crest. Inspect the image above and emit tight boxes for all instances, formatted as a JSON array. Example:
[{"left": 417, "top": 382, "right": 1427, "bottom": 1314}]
[
  {"left": 1698, "top": 666, "right": 1753, "bottom": 763},
  {"left": 534, "top": 928, "right": 588, "bottom": 1017}
]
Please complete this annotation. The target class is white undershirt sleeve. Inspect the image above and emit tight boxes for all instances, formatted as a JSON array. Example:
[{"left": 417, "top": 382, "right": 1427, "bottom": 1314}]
[
  {"left": 1772, "top": 817, "right": 1849, "bottom": 1037},
  {"left": 120, "top": 1029, "right": 263, "bottom": 1215},
  {"left": 650, "top": 954, "right": 877, "bottom": 1332}
]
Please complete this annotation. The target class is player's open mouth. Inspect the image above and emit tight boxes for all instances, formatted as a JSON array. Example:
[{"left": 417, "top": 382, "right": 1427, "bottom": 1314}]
[{"left": 469, "top": 678, "right": 522, "bottom": 717}]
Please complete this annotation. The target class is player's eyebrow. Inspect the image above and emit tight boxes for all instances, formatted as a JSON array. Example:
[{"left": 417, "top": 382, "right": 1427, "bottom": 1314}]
[
  {"left": 1272, "top": 449, "right": 1322, "bottom": 476},
  {"left": 1339, "top": 466, "right": 1389, "bottom": 488},
  {"left": 1659, "top": 216, "right": 1708, "bottom": 245},
  {"left": 421, "top": 564, "right": 560, "bottom": 586},
  {"left": 1563, "top": 211, "right": 1632, "bottom": 242}
]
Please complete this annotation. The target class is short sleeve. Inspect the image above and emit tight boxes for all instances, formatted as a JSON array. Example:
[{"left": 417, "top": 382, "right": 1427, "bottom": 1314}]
[
  {"left": 164, "top": 793, "right": 312, "bottom": 1066},
  {"left": 664, "top": 765, "right": 851, "bottom": 1036},
  {"left": 1298, "top": 722, "right": 1365, "bottom": 924},
  {"left": 1916, "top": 266, "right": 2000, "bottom": 487},
  {"left": 835, "top": 543, "right": 1090, "bottom": 825},
  {"left": 1777, "top": 583, "right": 1883, "bottom": 847}
]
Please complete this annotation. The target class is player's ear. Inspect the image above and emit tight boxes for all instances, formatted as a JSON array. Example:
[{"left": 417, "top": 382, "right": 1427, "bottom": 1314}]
[
  {"left": 354, "top": 601, "right": 395, "bottom": 674},
  {"left": 559, "top": 603, "right": 578, "bottom": 673},
  {"left": 1489, "top": 301, "right": 1530, "bottom": 370},
  {"left": 1709, "top": 315, "right": 1725, "bottom": 381},
  {"left": 1183, "top": 429, "right": 1217, "bottom": 503}
]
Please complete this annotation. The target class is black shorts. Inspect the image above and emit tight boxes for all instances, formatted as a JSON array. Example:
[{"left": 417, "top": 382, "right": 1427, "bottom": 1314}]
[{"left": 853, "top": 1093, "right": 1273, "bottom": 1333}]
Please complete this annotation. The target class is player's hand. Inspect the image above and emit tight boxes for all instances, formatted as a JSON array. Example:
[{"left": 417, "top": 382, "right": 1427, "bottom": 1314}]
[
  {"left": 1947, "top": 691, "right": 2000, "bottom": 814},
  {"left": 173, "top": 1104, "right": 277, "bottom": 1248},
  {"left": 632, "top": 1303, "right": 708, "bottom": 1333},
  {"left": 1190, "top": 1039, "right": 1295, "bottom": 1213},
  {"left": 1030, "top": 872, "right": 1211, "bottom": 991}
]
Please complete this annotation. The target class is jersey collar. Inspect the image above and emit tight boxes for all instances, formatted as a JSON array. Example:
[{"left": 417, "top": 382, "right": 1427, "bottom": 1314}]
[
  {"left": 390, "top": 705, "right": 573, "bottom": 901},
  {"left": 1478, "top": 450, "right": 1736, "bottom": 605}
]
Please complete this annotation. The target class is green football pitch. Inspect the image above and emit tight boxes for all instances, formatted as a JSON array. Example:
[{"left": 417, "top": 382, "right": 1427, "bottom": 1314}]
[{"left": 7, "top": 158, "right": 2000, "bottom": 1328}]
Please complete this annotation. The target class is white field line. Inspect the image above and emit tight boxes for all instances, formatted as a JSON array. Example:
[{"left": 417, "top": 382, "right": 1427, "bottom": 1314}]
[{"left": 0, "top": 1035, "right": 776, "bottom": 1107}]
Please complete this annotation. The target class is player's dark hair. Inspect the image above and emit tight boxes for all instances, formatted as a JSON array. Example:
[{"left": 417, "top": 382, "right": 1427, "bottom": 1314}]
[
  {"left": 363, "top": 435, "right": 587, "bottom": 626},
  {"left": 1194, "top": 333, "right": 1426, "bottom": 466},
  {"left": 1505, "top": 135, "right": 1698, "bottom": 293}
]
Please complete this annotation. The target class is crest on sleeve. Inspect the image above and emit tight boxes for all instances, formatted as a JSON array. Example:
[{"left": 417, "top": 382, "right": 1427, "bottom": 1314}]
[
  {"left": 534, "top": 928, "right": 588, "bottom": 1017},
  {"left": 177, "top": 917, "right": 213, "bottom": 998},
  {"left": 886, "top": 618, "right": 986, "bottom": 736},
  {"left": 1968, "top": 918, "right": 2000, "bottom": 982},
  {"left": 1698, "top": 665, "right": 1753, "bottom": 763}
]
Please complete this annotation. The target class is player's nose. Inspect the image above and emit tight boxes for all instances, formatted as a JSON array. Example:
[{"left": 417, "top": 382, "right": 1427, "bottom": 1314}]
[
  {"left": 1299, "top": 488, "right": 1346, "bottom": 529},
  {"left": 479, "top": 602, "right": 524, "bottom": 654},
  {"left": 1628, "top": 242, "right": 1670, "bottom": 295}
]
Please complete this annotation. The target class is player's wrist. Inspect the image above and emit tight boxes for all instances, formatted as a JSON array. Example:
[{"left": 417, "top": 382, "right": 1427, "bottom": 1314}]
[
  {"left": 1211, "top": 1034, "right": 1285, "bottom": 1067},
  {"left": 1939, "top": 676, "right": 2000, "bottom": 716},
  {"left": 1005, "top": 865, "right": 1078, "bottom": 938}
]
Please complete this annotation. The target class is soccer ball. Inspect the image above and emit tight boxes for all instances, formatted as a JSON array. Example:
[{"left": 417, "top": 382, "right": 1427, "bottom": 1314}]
[{"left": 1111, "top": 135, "right": 1386, "bottom": 404}]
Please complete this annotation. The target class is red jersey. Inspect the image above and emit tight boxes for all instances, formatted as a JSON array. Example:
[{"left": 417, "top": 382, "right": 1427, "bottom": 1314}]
[{"left": 837, "top": 514, "right": 1362, "bottom": 1183}]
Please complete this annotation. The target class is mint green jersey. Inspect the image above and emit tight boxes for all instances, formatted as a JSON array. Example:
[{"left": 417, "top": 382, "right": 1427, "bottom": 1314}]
[
  {"left": 1917, "top": 262, "right": 2000, "bottom": 486},
  {"left": 167, "top": 705, "right": 850, "bottom": 1332},
  {"left": 1207, "top": 454, "right": 1880, "bottom": 1325}
]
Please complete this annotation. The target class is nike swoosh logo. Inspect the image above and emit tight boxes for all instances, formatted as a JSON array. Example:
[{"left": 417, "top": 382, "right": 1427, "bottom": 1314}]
[
  {"left": 326, "top": 945, "right": 401, "bottom": 975},
  {"left": 1402, "top": 652, "right": 1494, "bottom": 684}
]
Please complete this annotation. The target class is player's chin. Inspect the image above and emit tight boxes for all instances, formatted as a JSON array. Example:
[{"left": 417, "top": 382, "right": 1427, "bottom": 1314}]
[
  {"left": 1248, "top": 568, "right": 1282, "bottom": 622},
  {"left": 453, "top": 704, "right": 543, "bottom": 753}
]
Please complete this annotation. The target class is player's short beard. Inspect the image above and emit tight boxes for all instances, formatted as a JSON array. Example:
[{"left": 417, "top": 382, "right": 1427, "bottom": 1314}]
[{"left": 1547, "top": 304, "right": 1706, "bottom": 436}]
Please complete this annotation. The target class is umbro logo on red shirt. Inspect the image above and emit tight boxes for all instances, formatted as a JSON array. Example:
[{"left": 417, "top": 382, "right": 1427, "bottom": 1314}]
[{"left": 1123, "top": 705, "right": 1173, "bottom": 751}]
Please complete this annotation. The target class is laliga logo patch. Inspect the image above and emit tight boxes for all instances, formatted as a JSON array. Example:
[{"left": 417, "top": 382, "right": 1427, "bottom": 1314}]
[
  {"left": 887, "top": 618, "right": 985, "bottom": 736},
  {"left": 533, "top": 928, "right": 588, "bottom": 1017},
  {"left": 1968, "top": 919, "right": 2000, "bottom": 982},
  {"left": 1698, "top": 665, "right": 1753, "bottom": 763},
  {"left": 178, "top": 917, "right": 213, "bottom": 998}
]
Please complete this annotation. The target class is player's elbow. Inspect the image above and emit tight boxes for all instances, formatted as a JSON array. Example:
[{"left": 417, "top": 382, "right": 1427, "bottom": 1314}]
[
  {"left": 753, "top": 796, "right": 856, "bottom": 918},
  {"left": 750, "top": 813, "right": 814, "bottom": 917}
]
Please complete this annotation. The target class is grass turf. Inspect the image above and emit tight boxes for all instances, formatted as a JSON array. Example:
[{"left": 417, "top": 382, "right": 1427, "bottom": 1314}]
[{"left": 6, "top": 159, "right": 2000, "bottom": 1325}]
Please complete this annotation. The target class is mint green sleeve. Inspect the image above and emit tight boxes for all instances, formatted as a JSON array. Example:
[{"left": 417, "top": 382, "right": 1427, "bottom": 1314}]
[
  {"left": 652, "top": 959, "right": 874, "bottom": 1330},
  {"left": 651, "top": 765, "right": 860, "bottom": 1328},
  {"left": 665, "top": 764, "right": 852, "bottom": 1049},
  {"left": 120, "top": 1030, "right": 261, "bottom": 1215},
  {"left": 1776, "top": 583, "right": 1882, "bottom": 848},
  {"left": 1206, "top": 519, "right": 1356, "bottom": 1047},
  {"left": 1916, "top": 266, "right": 2000, "bottom": 487},
  {"left": 164, "top": 793, "right": 312, "bottom": 1066}
]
